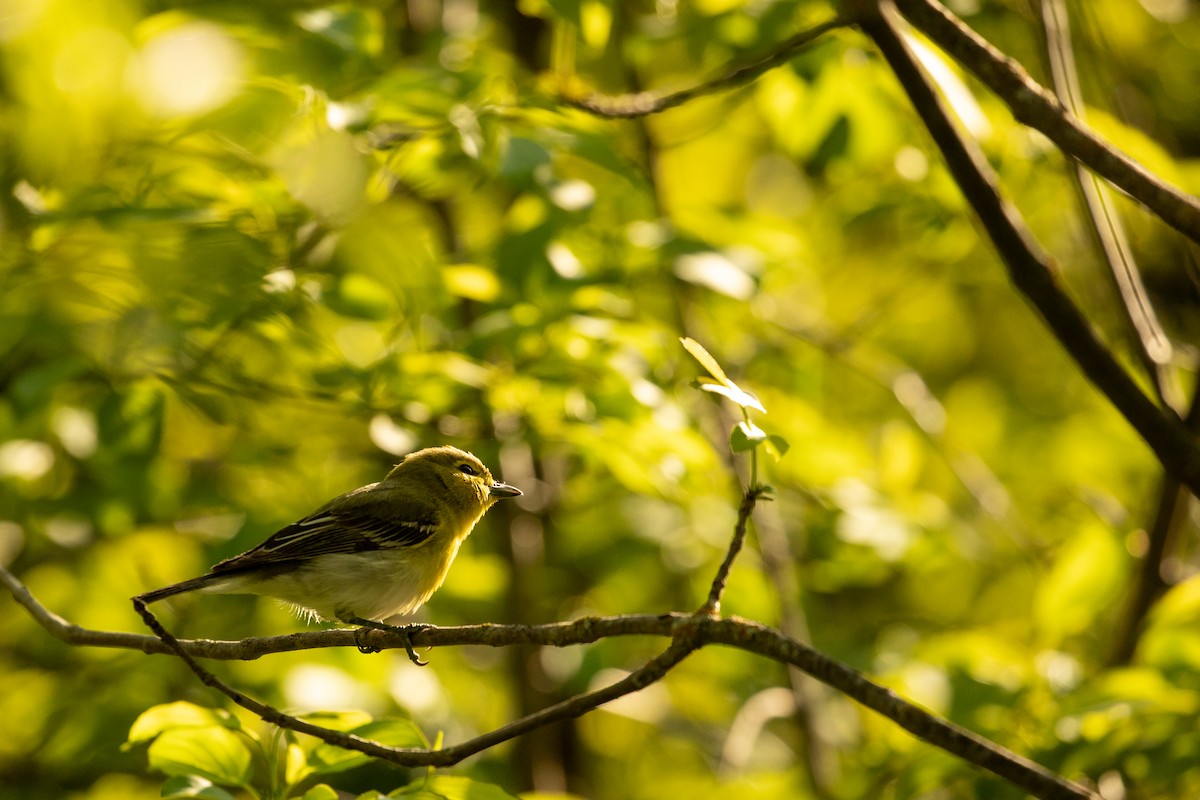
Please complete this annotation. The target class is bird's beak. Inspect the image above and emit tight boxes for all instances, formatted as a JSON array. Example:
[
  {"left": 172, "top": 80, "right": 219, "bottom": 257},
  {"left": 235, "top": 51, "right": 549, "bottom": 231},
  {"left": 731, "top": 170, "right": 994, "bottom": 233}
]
[{"left": 489, "top": 482, "right": 522, "bottom": 499}]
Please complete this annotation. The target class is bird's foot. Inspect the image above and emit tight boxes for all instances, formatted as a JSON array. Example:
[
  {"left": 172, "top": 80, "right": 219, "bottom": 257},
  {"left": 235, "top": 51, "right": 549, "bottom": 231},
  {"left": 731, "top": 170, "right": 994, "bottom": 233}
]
[{"left": 348, "top": 618, "right": 432, "bottom": 666}]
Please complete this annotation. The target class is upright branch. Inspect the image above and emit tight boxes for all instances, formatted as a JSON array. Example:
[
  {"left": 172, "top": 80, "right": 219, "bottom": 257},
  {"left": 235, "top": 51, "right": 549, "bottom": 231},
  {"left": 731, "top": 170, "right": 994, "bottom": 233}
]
[
  {"left": 680, "top": 337, "right": 788, "bottom": 615},
  {"left": 701, "top": 485, "right": 767, "bottom": 616}
]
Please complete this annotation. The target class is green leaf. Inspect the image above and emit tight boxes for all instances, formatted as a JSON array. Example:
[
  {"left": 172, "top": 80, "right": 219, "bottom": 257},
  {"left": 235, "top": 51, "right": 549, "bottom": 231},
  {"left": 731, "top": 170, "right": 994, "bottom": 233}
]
[
  {"left": 730, "top": 420, "right": 767, "bottom": 452},
  {"left": 765, "top": 435, "right": 790, "bottom": 460},
  {"left": 307, "top": 719, "right": 427, "bottom": 776},
  {"left": 301, "top": 786, "right": 342, "bottom": 800},
  {"left": 147, "top": 726, "right": 254, "bottom": 788},
  {"left": 698, "top": 381, "right": 767, "bottom": 413},
  {"left": 680, "top": 337, "right": 731, "bottom": 386},
  {"left": 682, "top": 339, "right": 766, "bottom": 412},
  {"left": 128, "top": 702, "right": 241, "bottom": 745}
]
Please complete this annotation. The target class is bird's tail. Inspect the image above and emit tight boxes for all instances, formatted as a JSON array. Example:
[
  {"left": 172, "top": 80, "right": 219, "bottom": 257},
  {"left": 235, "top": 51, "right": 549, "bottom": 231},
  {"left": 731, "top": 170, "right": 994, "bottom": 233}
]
[{"left": 135, "top": 573, "right": 228, "bottom": 605}]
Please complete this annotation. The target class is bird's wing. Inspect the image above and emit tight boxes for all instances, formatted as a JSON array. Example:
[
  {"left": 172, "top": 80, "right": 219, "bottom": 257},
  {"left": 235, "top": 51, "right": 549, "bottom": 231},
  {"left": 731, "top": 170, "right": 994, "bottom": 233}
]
[{"left": 210, "top": 484, "right": 440, "bottom": 573}]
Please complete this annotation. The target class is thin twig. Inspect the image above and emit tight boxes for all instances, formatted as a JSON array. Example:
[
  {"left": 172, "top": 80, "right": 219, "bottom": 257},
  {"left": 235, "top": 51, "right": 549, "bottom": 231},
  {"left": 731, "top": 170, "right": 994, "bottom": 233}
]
[
  {"left": 889, "top": 0, "right": 1200, "bottom": 246},
  {"left": 563, "top": 18, "right": 846, "bottom": 118},
  {"left": 857, "top": 0, "right": 1200, "bottom": 498}
]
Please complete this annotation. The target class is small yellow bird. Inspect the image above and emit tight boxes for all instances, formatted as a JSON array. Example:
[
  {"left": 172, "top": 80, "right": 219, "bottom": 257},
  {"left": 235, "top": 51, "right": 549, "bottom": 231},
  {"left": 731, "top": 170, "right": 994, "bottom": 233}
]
[{"left": 136, "top": 446, "right": 521, "bottom": 662}]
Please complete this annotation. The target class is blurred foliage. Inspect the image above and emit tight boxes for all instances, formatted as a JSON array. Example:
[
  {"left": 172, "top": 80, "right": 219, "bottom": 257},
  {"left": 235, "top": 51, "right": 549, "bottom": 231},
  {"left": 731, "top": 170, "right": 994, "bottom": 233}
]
[{"left": 1, "top": 0, "right": 1199, "bottom": 798}]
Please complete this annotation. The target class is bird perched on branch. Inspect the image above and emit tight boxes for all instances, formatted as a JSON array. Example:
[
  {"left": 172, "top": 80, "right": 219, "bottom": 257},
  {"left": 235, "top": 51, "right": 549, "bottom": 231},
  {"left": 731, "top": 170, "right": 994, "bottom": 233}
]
[{"left": 135, "top": 445, "right": 522, "bottom": 663}]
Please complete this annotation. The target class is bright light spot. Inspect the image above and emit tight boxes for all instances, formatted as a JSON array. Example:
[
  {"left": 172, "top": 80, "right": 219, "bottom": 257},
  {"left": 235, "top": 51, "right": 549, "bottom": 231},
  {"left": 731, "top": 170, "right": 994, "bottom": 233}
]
[
  {"left": 550, "top": 180, "right": 595, "bottom": 211},
  {"left": 539, "top": 645, "right": 583, "bottom": 684},
  {"left": 389, "top": 660, "right": 447, "bottom": 716},
  {"left": 326, "top": 101, "right": 364, "bottom": 131},
  {"left": 1098, "top": 770, "right": 1127, "bottom": 800},
  {"left": 52, "top": 407, "right": 97, "bottom": 458},
  {"left": 547, "top": 241, "right": 584, "bottom": 278},
  {"left": 1139, "top": 0, "right": 1188, "bottom": 22},
  {"left": 0, "top": 521, "right": 25, "bottom": 566},
  {"left": 626, "top": 219, "right": 672, "bottom": 248},
  {"left": 675, "top": 252, "right": 756, "bottom": 300},
  {"left": 175, "top": 513, "right": 245, "bottom": 542},
  {"left": 901, "top": 663, "right": 951, "bottom": 713},
  {"left": 45, "top": 515, "right": 92, "bottom": 548},
  {"left": 892, "top": 371, "right": 946, "bottom": 434},
  {"left": 136, "top": 21, "right": 244, "bottom": 117},
  {"left": 284, "top": 665, "right": 377, "bottom": 712},
  {"left": 833, "top": 479, "right": 915, "bottom": 561},
  {"left": 0, "top": 440, "right": 54, "bottom": 480},
  {"left": 589, "top": 669, "right": 671, "bottom": 722},
  {"left": 1036, "top": 650, "right": 1082, "bottom": 693},
  {"left": 894, "top": 146, "right": 929, "bottom": 181},
  {"left": 443, "top": 0, "right": 480, "bottom": 35},
  {"left": 450, "top": 104, "right": 482, "bottom": 159},
  {"left": 631, "top": 379, "right": 664, "bottom": 407},
  {"left": 262, "top": 268, "right": 296, "bottom": 293},
  {"left": 13, "top": 181, "right": 47, "bottom": 214},
  {"left": 370, "top": 414, "right": 417, "bottom": 456}
]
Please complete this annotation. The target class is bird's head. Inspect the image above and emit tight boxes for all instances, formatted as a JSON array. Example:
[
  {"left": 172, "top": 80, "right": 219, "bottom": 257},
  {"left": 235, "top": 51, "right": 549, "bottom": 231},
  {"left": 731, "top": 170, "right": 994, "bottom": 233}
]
[{"left": 386, "top": 445, "right": 522, "bottom": 512}]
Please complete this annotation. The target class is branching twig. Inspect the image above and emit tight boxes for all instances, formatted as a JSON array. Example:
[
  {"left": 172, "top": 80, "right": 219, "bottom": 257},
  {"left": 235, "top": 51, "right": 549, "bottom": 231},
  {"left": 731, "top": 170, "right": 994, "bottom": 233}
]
[
  {"left": 563, "top": 18, "right": 846, "bottom": 118},
  {"left": 889, "top": 0, "right": 1200, "bottom": 246},
  {"left": 857, "top": 0, "right": 1200, "bottom": 499}
]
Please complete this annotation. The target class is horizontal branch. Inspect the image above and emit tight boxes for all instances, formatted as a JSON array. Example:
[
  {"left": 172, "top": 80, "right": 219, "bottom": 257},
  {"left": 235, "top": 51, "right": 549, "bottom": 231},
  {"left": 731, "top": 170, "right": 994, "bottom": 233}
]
[
  {"left": 889, "top": 0, "right": 1200, "bottom": 245},
  {"left": 3, "top": 566, "right": 1095, "bottom": 799}
]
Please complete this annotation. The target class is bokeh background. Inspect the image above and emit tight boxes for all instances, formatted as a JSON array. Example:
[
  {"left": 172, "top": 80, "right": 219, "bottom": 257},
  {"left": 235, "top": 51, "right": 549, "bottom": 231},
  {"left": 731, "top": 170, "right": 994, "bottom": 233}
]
[{"left": 2, "top": 0, "right": 1199, "bottom": 798}]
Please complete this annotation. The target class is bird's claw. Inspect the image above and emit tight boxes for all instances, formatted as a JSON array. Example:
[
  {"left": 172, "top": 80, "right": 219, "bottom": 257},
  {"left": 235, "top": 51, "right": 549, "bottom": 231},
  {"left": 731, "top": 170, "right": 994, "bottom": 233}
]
[
  {"left": 399, "top": 623, "right": 431, "bottom": 666},
  {"left": 354, "top": 627, "right": 381, "bottom": 655},
  {"left": 348, "top": 618, "right": 431, "bottom": 665}
]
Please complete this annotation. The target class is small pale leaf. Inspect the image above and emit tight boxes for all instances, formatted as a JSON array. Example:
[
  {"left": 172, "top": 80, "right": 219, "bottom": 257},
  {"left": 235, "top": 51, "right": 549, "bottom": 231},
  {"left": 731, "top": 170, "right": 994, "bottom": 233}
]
[
  {"left": 680, "top": 337, "right": 731, "bottom": 386},
  {"left": 699, "top": 381, "right": 767, "bottom": 413}
]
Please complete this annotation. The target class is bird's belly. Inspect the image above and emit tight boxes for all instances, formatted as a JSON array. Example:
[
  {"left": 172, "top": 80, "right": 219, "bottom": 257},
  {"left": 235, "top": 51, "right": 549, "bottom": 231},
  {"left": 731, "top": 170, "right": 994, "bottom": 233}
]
[{"left": 248, "top": 551, "right": 445, "bottom": 623}]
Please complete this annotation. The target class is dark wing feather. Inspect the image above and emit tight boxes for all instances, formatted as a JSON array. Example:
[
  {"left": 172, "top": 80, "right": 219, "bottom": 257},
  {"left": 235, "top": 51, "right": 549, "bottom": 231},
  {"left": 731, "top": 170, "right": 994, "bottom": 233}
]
[{"left": 211, "top": 484, "right": 440, "bottom": 574}]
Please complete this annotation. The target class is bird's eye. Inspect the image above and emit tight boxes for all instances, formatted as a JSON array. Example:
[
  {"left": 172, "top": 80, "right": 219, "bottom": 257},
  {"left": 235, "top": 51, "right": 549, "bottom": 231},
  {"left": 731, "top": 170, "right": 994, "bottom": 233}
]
[{"left": 458, "top": 463, "right": 478, "bottom": 476}]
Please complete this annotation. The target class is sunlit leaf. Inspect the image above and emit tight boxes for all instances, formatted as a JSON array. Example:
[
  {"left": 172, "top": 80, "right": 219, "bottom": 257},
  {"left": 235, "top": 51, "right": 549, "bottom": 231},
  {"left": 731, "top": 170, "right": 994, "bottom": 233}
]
[
  {"left": 128, "top": 702, "right": 242, "bottom": 745},
  {"left": 698, "top": 380, "right": 767, "bottom": 413},
  {"left": 307, "top": 719, "right": 427, "bottom": 775},
  {"left": 147, "top": 726, "right": 253, "bottom": 788},
  {"left": 765, "top": 435, "right": 790, "bottom": 460},
  {"left": 680, "top": 337, "right": 731, "bottom": 386}
]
